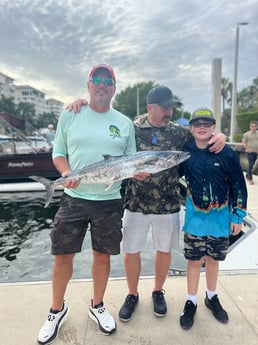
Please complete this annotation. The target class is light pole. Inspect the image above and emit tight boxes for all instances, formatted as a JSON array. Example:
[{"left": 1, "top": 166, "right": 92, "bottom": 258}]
[
  {"left": 230, "top": 22, "right": 248, "bottom": 142},
  {"left": 136, "top": 87, "right": 140, "bottom": 117}
]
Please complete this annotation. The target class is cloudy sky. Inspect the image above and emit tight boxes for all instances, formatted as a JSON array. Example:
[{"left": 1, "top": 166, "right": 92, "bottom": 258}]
[{"left": 0, "top": 0, "right": 257, "bottom": 113}]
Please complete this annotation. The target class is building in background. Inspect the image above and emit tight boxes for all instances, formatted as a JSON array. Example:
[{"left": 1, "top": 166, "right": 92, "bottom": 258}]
[
  {"left": 0, "top": 72, "right": 16, "bottom": 99},
  {"left": 0, "top": 71, "right": 63, "bottom": 117},
  {"left": 46, "top": 98, "right": 64, "bottom": 116},
  {"left": 15, "top": 85, "right": 47, "bottom": 115}
]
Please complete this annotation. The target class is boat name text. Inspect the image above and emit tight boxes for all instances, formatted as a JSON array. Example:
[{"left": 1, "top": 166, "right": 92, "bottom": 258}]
[{"left": 8, "top": 162, "right": 34, "bottom": 168}]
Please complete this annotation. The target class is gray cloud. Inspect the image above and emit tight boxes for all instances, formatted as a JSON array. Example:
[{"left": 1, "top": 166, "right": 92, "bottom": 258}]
[{"left": 0, "top": 0, "right": 257, "bottom": 112}]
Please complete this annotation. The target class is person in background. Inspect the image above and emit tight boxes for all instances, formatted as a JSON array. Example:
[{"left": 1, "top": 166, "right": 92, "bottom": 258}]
[
  {"left": 37, "top": 64, "right": 136, "bottom": 345},
  {"left": 67, "top": 87, "right": 226, "bottom": 323},
  {"left": 242, "top": 120, "right": 258, "bottom": 185},
  {"left": 45, "top": 124, "right": 56, "bottom": 145},
  {"left": 179, "top": 108, "right": 247, "bottom": 330}
]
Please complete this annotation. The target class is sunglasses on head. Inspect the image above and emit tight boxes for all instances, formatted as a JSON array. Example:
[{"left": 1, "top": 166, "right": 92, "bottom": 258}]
[
  {"left": 90, "top": 77, "right": 115, "bottom": 86},
  {"left": 191, "top": 121, "right": 214, "bottom": 128}
]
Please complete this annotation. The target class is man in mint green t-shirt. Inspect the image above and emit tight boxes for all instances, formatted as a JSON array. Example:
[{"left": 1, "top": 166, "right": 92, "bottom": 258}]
[{"left": 37, "top": 64, "right": 136, "bottom": 345}]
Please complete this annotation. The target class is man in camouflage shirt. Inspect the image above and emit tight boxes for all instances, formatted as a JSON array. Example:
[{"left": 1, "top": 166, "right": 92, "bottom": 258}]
[
  {"left": 119, "top": 86, "right": 226, "bottom": 322},
  {"left": 124, "top": 110, "right": 189, "bottom": 214}
]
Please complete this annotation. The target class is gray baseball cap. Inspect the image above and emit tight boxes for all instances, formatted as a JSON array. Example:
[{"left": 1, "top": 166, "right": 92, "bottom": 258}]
[
  {"left": 189, "top": 107, "right": 216, "bottom": 124},
  {"left": 147, "top": 86, "right": 178, "bottom": 107}
]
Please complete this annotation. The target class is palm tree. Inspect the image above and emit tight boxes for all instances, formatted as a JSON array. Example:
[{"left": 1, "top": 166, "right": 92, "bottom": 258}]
[
  {"left": 250, "top": 77, "right": 258, "bottom": 110},
  {"left": 238, "top": 87, "right": 252, "bottom": 111},
  {"left": 37, "top": 112, "right": 58, "bottom": 128},
  {"left": 0, "top": 96, "right": 16, "bottom": 114},
  {"left": 221, "top": 78, "right": 233, "bottom": 113},
  {"left": 15, "top": 102, "right": 37, "bottom": 131},
  {"left": 221, "top": 78, "right": 233, "bottom": 134},
  {"left": 237, "top": 76, "right": 258, "bottom": 111}
]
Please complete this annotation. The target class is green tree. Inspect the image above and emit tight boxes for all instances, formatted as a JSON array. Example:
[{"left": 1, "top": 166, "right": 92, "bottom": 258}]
[
  {"left": 249, "top": 76, "right": 258, "bottom": 110},
  {"left": 221, "top": 78, "right": 232, "bottom": 114},
  {"left": 220, "top": 77, "right": 235, "bottom": 135},
  {"left": 112, "top": 81, "right": 155, "bottom": 120},
  {"left": 15, "top": 102, "right": 36, "bottom": 124},
  {"left": 236, "top": 76, "right": 258, "bottom": 112},
  {"left": 238, "top": 87, "right": 253, "bottom": 111},
  {"left": 0, "top": 96, "right": 16, "bottom": 113},
  {"left": 0, "top": 96, "right": 37, "bottom": 124},
  {"left": 37, "top": 112, "right": 58, "bottom": 128},
  {"left": 112, "top": 81, "right": 184, "bottom": 121}
]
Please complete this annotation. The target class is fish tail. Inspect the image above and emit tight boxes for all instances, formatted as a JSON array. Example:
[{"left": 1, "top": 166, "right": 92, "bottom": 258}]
[{"left": 29, "top": 175, "right": 55, "bottom": 208}]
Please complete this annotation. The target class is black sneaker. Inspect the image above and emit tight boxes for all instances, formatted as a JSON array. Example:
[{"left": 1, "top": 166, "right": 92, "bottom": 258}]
[
  {"left": 205, "top": 293, "right": 229, "bottom": 323},
  {"left": 180, "top": 300, "right": 197, "bottom": 330},
  {"left": 119, "top": 294, "right": 139, "bottom": 322},
  {"left": 152, "top": 290, "right": 167, "bottom": 317}
]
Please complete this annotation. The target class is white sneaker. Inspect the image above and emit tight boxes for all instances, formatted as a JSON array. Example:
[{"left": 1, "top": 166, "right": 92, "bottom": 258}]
[
  {"left": 38, "top": 303, "right": 69, "bottom": 345},
  {"left": 89, "top": 301, "right": 116, "bottom": 335}
]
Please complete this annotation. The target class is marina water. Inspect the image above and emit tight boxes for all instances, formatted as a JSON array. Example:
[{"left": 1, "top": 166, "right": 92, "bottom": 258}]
[{"left": 0, "top": 190, "right": 187, "bottom": 283}]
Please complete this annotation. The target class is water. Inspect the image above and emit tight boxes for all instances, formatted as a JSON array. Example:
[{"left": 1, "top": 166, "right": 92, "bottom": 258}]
[{"left": 0, "top": 190, "right": 187, "bottom": 283}]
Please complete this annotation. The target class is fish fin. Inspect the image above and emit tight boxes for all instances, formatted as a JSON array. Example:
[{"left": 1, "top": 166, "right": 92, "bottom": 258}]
[
  {"left": 29, "top": 175, "right": 55, "bottom": 208},
  {"left": 102, "top": 154, "right": 113, "bottom": 160},
  {"left": 104, "top": 182, "right": 115, "bottom": 191},
  {"left": 29, "top": 175, "right": 51, "bottom": 184},
  {"left": 102, "top": 154, "right": 125, "bottom": 160}
]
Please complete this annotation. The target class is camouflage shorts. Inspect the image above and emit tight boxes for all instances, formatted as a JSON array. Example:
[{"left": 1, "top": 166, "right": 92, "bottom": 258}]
[
  {"left": 51, "top": 193, "right": 123, "bottom": 255},
  {"left": 183, "top": 232, "right": 229, "bottom": 261}
]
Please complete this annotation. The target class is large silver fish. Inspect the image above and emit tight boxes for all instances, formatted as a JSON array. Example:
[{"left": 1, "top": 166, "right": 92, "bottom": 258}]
[{"left": 29, "top": 150, "right": 190, "bottom": 207}]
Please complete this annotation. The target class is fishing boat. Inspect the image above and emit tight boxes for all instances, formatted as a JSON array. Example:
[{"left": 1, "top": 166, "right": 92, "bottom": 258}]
[{"left": 0, "top": 112, "right": 59, "bottom": 192}]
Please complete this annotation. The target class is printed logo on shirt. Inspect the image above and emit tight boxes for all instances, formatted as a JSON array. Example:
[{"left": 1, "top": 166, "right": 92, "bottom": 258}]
[
  {"left": 109, "top": 125, "right": 121, "bottom": 139},
  {"left": 214, "top": 162, "right": 220, "bottom": 167}
]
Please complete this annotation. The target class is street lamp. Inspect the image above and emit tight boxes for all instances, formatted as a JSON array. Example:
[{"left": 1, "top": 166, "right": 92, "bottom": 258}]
[
  {"left": 136, "top": 87, "right": 140, "bottom": 117},
  {"left": 230, "top": 22, "right": 249, "bottom": 142}
]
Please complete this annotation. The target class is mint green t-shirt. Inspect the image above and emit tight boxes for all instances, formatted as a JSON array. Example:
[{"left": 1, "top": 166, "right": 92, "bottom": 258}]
[{"left": 52, "top": 106, "right": 136, "bottom": 200}]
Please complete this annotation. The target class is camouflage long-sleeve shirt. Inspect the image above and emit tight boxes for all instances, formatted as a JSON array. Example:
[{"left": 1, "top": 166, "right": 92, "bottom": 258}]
[{"left": 123, "top": 114, "right": 190, "bottom": 214}]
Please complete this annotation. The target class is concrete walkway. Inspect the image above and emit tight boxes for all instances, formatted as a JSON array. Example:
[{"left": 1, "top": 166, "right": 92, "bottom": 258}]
[
  {"left": 0, "top": 175, "right": 258, "bottom": 345},
  {"left": 1, "top": 274, "right": 258, "bottom": 345}
]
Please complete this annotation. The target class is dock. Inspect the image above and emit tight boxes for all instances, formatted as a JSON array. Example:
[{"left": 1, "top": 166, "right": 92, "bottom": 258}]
[{"left": 0, "top": 175, "right": 258, "bottom": 345}]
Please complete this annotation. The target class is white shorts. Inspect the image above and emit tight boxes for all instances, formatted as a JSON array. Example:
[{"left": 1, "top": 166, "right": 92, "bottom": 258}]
[{"left": 122, "top": 209, "right": 180, "bottom": 253}]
